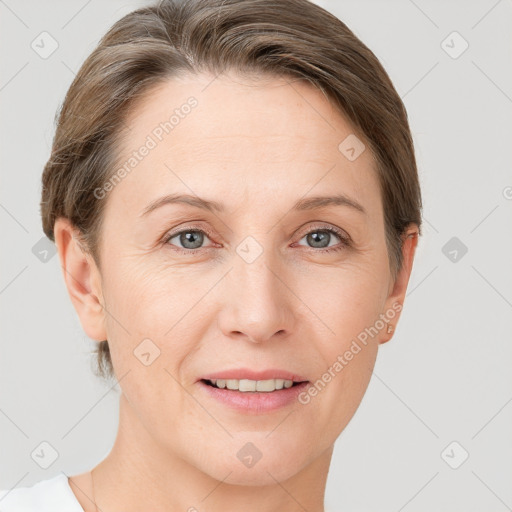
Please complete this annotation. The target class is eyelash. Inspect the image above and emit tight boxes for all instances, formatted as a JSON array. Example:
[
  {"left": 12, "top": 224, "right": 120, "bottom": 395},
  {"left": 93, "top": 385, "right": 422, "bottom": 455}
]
[{"left": 162, "top": 223, "right": 351, "bottom": 256}]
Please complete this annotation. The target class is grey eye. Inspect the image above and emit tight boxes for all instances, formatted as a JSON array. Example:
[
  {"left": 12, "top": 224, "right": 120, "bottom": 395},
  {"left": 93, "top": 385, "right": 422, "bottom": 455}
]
[
  {"left": 297, "top": 229, "right": 342, "bottom": 249},
  {"left": 168, "top": 230, "right": 208, "bottom": 250},
  {"left": 306, "top": 231, "right": 331, "bottom": 248}
]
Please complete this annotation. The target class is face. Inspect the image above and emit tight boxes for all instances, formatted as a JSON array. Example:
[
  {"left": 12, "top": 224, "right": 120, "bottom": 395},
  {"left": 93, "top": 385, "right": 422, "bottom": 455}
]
[{"left": 57, "top": 71, "right": 417, "bottom": 486}]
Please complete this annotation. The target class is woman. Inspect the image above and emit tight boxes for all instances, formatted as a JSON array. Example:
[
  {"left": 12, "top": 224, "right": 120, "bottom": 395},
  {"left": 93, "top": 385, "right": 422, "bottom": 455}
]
[{"left": 1, "top": 0, "right": 421, "bottom": 509}]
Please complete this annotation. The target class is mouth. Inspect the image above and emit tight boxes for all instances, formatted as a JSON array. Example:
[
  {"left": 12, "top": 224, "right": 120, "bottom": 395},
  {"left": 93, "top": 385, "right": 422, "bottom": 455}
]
[
  {"left": 201, "top": 378, "right": 306, "bottom": 392},
  {"left": 197, "top": 371, "right": 311, "bottom": 413}
]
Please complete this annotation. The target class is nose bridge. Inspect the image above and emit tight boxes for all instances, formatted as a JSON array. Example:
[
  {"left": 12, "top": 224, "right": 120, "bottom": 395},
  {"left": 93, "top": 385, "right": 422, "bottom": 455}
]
[{"left": 218, "top": 239, "right": 294, "bottom": 343}]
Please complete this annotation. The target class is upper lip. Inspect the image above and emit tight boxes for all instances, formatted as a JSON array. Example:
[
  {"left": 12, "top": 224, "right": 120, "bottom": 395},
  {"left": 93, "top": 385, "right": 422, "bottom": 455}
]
[{"left": 199, "top": 368, "right": 309, "bottom": 382}]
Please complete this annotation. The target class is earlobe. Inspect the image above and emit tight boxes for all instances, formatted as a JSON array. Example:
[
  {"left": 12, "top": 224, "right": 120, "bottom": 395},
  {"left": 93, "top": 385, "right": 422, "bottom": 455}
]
[
  {"left": 54, "top": 218, "right": 107, "bottom": 342},
  {"left": 379, "top": 225, "right": 419, "bottom": 345}
]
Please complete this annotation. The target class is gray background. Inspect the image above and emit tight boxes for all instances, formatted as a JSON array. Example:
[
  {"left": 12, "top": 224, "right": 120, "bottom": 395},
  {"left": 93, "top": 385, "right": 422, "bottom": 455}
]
[{"left": 1, "top": 0, "right": 511, "bottom": 510}]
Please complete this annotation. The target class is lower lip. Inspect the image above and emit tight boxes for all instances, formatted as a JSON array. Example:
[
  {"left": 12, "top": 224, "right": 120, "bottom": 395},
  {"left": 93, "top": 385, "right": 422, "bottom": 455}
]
[{"left": 198, "top": 380, "right": 310, "bottom": 414}]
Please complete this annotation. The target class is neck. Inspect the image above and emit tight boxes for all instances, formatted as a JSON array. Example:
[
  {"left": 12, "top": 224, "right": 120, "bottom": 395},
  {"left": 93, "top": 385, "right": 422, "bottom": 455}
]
[{"left": 92, "top": 393, "right": 331, "bottom": 512}]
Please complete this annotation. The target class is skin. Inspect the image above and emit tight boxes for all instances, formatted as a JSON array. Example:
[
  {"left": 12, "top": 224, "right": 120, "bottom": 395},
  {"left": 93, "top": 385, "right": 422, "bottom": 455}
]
[{"left": 55, "top": 71, "right": 418, "bottom": 512}]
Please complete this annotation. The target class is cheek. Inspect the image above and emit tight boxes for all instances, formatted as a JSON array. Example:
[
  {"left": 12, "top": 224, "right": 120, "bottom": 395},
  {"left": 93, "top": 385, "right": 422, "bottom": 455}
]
[
  {"left": 104, "top": 257, "right": 179, "bottom": 325},
  {"left": 314, "top": 342, "right": 377, "bottom": 442},
  {"left": 100, "top": 264, "right": 192, "bottom": 426},
  {"left": 99, "top": 260, "right": 173, "bottom": 370},
  {"left": 101, "top": 259, "right": 208, "bottom": 385},
  {"left": 294, "top": 254, "right": 389, "bottom": 339},
  {"left": 292, "top": 260, "right": 386, "bottom": 427}
]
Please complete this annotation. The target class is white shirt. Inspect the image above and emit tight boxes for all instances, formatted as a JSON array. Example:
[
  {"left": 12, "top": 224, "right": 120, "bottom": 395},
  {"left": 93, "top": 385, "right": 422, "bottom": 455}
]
[
  {"left": 0, "top": 473, "right": 337, "bottom": 511},
  {"left": 0, "top": 473, "right": 84, "bottom": 511}
]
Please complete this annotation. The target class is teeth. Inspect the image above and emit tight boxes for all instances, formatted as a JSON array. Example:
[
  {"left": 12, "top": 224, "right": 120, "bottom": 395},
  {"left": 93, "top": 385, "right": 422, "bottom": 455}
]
[{"left": 207, "top": 378, "right": 297, "bottom": 392}]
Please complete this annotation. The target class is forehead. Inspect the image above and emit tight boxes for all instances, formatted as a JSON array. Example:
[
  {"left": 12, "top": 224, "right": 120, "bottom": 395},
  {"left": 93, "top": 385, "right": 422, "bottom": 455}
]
[{"left": 106, "top": 71, "right": 381, "bottom": 221}]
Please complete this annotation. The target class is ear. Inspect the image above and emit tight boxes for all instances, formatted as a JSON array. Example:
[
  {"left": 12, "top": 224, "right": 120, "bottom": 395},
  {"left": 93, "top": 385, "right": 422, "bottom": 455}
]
[
  {"left": 54, "top": 218, "right": 107, "bottom": 342},
  {"left": 379, "top": 224, "right": 419, "bottom": 344}
]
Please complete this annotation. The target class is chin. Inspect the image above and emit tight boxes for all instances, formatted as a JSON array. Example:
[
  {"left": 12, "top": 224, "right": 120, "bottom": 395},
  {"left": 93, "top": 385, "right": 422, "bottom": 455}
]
[
  {"left": 192, "top": 439, "right": 310, "bottom": 487},
  {"left": 207, "top": 461, "right": 303, "bottom": 487}
]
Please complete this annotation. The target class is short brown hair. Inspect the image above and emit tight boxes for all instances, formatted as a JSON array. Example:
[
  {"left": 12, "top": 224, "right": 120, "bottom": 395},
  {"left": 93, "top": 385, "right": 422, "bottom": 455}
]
[{"left": 41, "top": 0, "right": 423, "bottom": 382}]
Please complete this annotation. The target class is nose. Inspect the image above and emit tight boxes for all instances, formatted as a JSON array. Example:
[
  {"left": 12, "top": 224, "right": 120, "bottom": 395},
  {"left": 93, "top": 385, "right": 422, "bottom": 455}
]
[{"left": 217, "top": 249, "right": 295, "bottom": 344}]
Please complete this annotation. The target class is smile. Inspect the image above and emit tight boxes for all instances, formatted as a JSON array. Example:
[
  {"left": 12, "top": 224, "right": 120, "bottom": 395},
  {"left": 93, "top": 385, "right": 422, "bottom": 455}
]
[{"left": 203, "top": 378, "right": 303, "bottom": 392}]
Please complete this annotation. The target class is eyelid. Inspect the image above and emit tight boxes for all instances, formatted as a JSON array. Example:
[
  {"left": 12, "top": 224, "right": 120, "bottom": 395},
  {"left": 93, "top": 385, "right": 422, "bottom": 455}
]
[
  {"left": 163, "top": 223, "right": 216, "bottom": 246},
  {"left": 297, "top": 222, "right": 351, "bottom": 243}
]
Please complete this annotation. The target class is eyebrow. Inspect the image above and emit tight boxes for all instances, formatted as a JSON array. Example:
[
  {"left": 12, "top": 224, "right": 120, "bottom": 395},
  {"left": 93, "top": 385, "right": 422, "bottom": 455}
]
[{"left": 139, "top": 193, "right": 367, "bottom": 217}]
